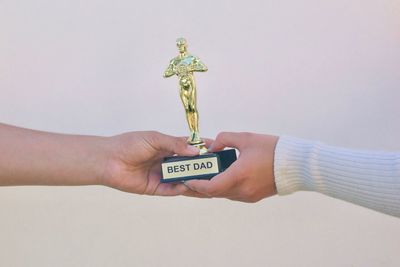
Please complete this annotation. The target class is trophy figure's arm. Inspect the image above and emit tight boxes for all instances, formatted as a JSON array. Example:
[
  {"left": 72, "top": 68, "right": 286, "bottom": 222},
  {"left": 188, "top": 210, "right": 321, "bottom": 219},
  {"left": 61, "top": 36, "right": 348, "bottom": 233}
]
[
  {"left": 163, "top": 60, "right": 176, "bottom": 78},
  {"left": 192, "top": 57, "right": 208, "bottom": 72}
]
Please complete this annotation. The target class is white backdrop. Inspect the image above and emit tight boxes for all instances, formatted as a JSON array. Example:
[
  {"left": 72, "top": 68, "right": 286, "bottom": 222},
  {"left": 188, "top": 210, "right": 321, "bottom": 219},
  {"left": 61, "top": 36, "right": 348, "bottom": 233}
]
[{"left": 1, "top": 1, "right": 400, "bottom": 266}]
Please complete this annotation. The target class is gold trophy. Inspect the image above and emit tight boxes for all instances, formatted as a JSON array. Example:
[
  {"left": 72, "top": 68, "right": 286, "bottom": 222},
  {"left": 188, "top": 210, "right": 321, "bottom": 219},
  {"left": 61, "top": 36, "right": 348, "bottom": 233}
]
[
  {"left": 163, "top": 37, "right": 208, "bottom": 154},
  {"left": 160, "top": 38, "right": 236, "bottom": 183}
]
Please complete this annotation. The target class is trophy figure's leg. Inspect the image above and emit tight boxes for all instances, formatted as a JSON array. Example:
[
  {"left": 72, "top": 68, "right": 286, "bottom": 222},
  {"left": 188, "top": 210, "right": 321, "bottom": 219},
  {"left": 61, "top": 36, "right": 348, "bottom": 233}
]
[
  {"left": 179, "top": 76, "right": 205, "bottom": 147},
  {"left": 187, "top": 75, "right": 203, "bottom": 145}
]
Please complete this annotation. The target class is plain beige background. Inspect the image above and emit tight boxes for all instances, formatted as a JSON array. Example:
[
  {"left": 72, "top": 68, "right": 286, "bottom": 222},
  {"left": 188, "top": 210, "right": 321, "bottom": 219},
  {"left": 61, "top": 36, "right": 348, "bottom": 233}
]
[{"left": 1, "top": 0, "right": 400, "bottom": 266}]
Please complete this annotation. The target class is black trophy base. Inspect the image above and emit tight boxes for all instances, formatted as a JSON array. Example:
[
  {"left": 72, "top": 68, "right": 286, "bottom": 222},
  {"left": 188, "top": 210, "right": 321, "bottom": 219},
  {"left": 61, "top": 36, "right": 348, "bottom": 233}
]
[{"left": 160, "top": 149, "right": 237, "bottom": 183}]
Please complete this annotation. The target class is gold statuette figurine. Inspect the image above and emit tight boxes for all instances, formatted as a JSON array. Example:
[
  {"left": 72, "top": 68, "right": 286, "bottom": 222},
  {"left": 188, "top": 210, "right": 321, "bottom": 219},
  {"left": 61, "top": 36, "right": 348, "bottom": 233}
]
[{"left": 164, "top": 38, "right": 208, "bottom": 153}]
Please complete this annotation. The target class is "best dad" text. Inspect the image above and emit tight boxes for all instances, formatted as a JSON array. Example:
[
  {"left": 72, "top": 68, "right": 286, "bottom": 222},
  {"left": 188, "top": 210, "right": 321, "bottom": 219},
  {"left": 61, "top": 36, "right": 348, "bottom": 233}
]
[{"left": 167, "top": 161, "right": 214, "bottom": 173}]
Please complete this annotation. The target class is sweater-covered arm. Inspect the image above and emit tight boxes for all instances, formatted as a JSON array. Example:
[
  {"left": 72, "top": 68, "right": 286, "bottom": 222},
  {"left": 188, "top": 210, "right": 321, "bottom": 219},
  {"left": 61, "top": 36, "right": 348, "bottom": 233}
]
[{"left": 274, "top": 136, "right": 400, "bottom": 217}]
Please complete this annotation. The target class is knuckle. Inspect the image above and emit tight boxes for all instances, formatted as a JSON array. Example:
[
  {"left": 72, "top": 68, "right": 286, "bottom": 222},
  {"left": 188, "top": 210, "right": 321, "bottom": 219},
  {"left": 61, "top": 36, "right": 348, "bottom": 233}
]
[
  {"left": 145, "top": 131, "right": 160, "bottom": 142},
  {"left": 247, "top": 195, "right": 263, "bottom": 203},
  {"left": 174, "top": 138, "right": 187, "bottom": 151},
  {"left": 245, "top": 199, "right": 257, "bottom": 204},
  {"left": 207, "top": 187, "right": 221, "bottom": 197},
  {"left": 216, "top": 132, "right": 229, "bottom": 141},
  {"left": 239, "top": 132, "right": 253, "bottom": 140},
  {"left": 236, "top": 168, "right": 247, "bottom": 178},
  {"left": 147, "top": 130, "right": 160, "bottom": 136},
  {"left": 241, "top": 185, "right": 257, "bottom": 199}
]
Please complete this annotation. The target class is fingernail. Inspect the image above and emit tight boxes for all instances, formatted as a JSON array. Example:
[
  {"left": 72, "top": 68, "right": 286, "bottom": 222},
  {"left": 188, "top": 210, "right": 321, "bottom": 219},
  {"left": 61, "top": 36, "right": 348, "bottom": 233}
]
[
  {"left": 207, "top": 144, "right": 214, "bottom": 152},
  {"left": 187, "top": 145, "right": 200, "bottom": 154}
]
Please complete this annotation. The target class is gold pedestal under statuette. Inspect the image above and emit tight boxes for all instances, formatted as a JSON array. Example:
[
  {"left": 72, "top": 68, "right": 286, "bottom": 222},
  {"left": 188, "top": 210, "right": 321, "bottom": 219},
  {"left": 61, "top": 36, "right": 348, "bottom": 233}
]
[{"left": 161, "top": 38, "right": 236, "bottom": 183}]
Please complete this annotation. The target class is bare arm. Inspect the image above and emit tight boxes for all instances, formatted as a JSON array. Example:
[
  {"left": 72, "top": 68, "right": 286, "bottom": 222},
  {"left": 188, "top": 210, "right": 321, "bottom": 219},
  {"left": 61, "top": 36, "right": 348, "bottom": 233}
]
[
  {"left": 0, "top": 123, "right": 199, "bottom": 196},
  {"left": 0, "top": 123, "right": 107, "bottom": 186}
]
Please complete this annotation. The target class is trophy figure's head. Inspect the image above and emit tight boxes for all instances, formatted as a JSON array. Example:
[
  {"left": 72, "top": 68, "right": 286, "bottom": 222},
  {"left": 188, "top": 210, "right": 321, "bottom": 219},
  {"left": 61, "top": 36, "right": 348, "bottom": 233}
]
[{"left": 176, "top": 38, "right": 187, "bottom": 54}]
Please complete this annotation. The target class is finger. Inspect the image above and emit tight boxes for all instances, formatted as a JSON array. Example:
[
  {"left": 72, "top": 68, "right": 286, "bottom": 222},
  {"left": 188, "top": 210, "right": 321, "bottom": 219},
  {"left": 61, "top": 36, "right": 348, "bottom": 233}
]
[
  {"left": 178, "top": 136, "right": 214, "bottom": 149},
  {"left": 202, "top": 138, "right": 214, "bottom": 148},
  {"left": 208, "top": 132, "right": 248, "bottom": 152},
  {"left": 181, "top": 183, "right": 212, "bottom": 198},
  {"left": 153, "top": 182, "right": 189, "bottom": 196},
  {"left": 181, "top": 191, "right": 211, "bottom": 198},
  {"left": 149, "top": 132, "right": 199, "bottom": 156},
  {"left": 147, "top": 165, "right": 196, "bottom": 196},
  {"left": 184, "top": 163, "right": 241, "bottom": 197},
  {"left": 154, "top": 181, "right": 212, "bottom": 197}
]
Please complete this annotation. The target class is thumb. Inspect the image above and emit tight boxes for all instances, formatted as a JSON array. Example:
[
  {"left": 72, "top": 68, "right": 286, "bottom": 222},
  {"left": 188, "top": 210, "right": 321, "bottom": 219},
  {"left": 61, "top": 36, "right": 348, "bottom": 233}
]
[
  {"left": 209, "top": 132, "right": 247, "bottom": 152},
  {"left": 184, "top": 162, "right": 240, "bottom": 197},
  {"left": 147, "top": 132, "right": 199, "bottom": 156}
]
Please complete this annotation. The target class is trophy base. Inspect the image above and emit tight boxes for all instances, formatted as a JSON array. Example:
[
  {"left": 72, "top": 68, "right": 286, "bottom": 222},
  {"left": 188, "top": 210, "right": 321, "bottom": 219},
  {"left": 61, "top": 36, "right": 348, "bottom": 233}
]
[{"left": 160, "top": 149, "right": 237, "bottom": 183}]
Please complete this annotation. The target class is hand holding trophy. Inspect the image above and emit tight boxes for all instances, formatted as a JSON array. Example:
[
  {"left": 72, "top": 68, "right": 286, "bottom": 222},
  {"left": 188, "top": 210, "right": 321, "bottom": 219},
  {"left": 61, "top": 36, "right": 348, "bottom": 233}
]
[{"left": 161, "top": 38, "right": 236, "bottom": 183}]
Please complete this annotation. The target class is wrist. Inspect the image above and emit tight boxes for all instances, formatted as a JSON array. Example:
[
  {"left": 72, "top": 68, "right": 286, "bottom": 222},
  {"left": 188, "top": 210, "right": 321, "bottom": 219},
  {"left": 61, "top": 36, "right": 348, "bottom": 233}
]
[
  {"left": 93, "top": 135, "right": 125, "bottom": 188},
  {"left": 98, "top": 137, "right": 120, "bottom": 187},
  {"left": 82, "top": 135, "right": 116, "bottom": 186}
]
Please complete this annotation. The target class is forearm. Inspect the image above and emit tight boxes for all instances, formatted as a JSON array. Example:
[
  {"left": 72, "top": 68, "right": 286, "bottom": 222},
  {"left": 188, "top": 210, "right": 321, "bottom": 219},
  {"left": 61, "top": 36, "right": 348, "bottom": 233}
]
[
  {"left": 274, "top": 136, "right": 400, "bottom": 217},
  {"left": 0, "top": 123, "right": 109, "bottom": 186}
]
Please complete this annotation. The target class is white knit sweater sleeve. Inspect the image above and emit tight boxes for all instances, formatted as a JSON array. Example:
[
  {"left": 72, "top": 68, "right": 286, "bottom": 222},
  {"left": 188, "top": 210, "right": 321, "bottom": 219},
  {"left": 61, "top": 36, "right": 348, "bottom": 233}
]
[{"left": 274, "top": 136, "right": 400, "bottom": 217}]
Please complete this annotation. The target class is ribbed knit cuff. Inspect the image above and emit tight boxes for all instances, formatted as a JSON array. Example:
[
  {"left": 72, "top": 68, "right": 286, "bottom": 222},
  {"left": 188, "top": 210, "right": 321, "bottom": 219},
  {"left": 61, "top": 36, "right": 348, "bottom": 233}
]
[
  {"left": 274, "top": 136, "right": 322, "bottom": 195},
  {"left": 273, "top": 135, "right": 400, "bottom": 217}
]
